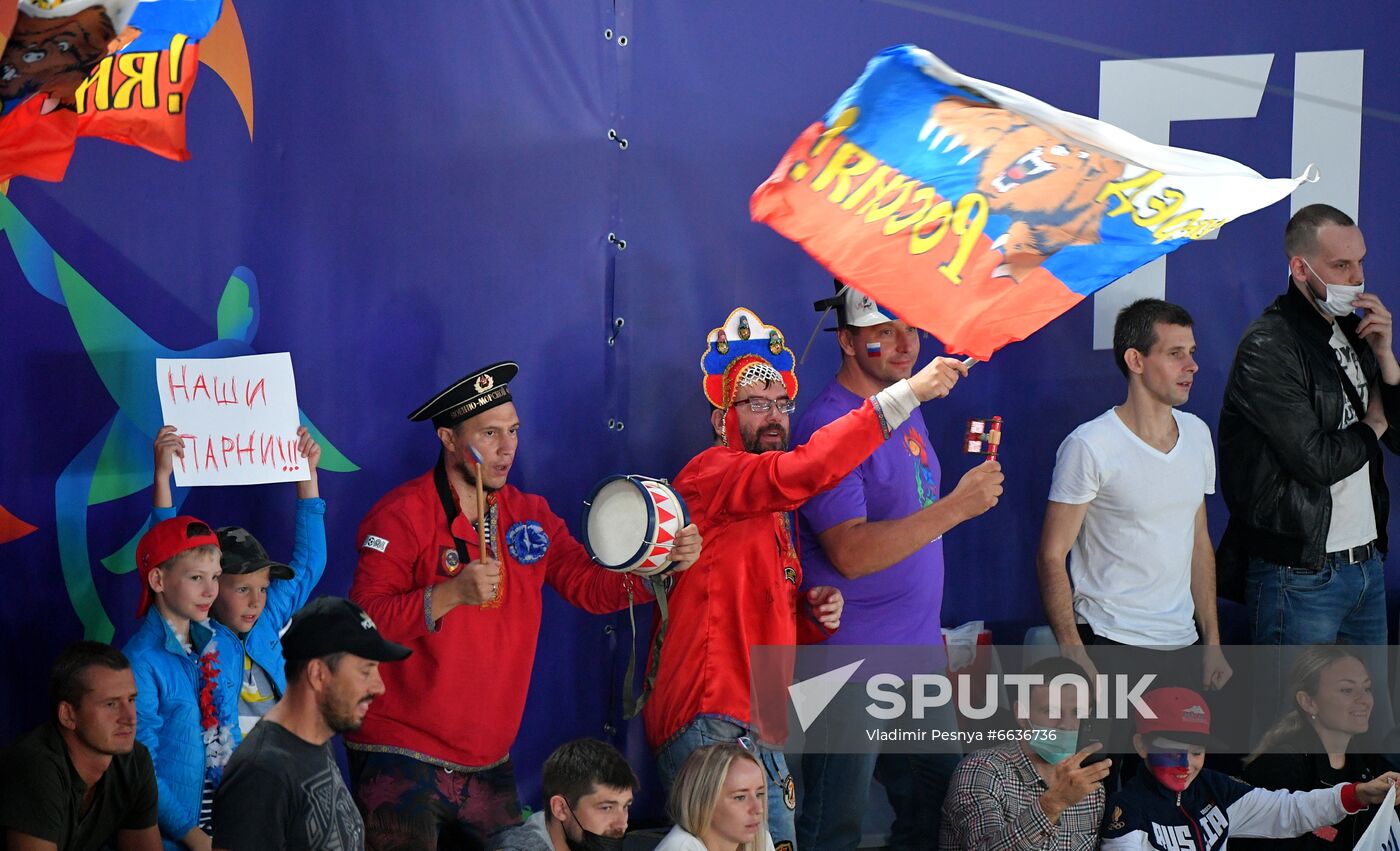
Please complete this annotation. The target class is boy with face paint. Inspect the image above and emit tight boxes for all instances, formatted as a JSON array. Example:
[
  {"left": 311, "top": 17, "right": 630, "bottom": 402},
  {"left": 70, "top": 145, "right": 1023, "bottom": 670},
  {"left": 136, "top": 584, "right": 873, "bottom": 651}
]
[
  {"left": 941, "top": 657, "right": 1109, "bottom": 851},
  {"left": 1100, "top": 687, "right": 1400, "bottom": 850}
]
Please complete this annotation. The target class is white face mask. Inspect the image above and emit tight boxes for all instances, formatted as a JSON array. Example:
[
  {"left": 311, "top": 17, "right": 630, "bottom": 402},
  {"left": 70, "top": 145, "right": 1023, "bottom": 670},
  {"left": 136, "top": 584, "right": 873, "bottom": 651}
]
[{"left": 1302, "top": 257, "right": 1365, "bottom": 317}]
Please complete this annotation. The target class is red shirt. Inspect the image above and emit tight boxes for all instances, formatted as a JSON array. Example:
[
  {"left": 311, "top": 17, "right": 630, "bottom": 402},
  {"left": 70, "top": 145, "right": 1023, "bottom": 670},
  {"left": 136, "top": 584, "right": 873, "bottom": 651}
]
[
  {"left": 642, "top": 400, "right": 885, "bottom": 749},
  {"left": 347, "top": 471, "right": 646, "bottom": 769}
]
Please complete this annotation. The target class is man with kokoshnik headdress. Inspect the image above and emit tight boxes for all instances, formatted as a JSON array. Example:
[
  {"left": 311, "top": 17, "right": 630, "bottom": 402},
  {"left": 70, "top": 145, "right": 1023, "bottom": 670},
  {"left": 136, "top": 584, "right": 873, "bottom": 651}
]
[
  {"left": 346, "top": 362, "right": 703, "bottom": 850},
  {"left": 642, "top": 307, "right": 972, "bottom": 849}
]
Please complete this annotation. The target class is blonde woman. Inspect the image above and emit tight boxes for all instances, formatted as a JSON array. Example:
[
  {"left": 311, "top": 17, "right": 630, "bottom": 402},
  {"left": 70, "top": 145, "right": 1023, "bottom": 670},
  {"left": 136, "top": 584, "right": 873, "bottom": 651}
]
[
  {"left": 1238, "top": 646, "right": 1390, "bottom": 850},
  {"left": 656, "top": 743, "right": 778, "bottom": 851}
]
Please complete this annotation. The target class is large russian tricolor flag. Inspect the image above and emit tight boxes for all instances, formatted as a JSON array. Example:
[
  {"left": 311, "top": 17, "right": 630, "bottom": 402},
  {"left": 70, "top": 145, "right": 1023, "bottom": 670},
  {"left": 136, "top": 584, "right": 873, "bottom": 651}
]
[{"left": 752, "top": 45, "right": 1311, "bottom": 360}]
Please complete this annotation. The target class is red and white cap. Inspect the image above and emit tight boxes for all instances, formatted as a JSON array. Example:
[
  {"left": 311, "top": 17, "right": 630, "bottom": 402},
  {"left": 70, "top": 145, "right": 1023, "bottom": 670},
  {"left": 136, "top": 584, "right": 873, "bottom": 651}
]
[
  {"left": 135, "top": 516, "right": 220, "bottom": 616},
  {"left": 1135, "top": 687, "right": 1223, "bottom": 748}
]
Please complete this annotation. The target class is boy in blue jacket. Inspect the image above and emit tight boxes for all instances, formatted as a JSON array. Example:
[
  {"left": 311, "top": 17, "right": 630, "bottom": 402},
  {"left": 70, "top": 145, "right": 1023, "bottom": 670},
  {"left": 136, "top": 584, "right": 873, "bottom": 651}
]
[
  {"left": 151, "top": 424, "right": 327, "bottom": 736},
  {"left": 123, "top": 515, "right": 243, "bottom": 851}
]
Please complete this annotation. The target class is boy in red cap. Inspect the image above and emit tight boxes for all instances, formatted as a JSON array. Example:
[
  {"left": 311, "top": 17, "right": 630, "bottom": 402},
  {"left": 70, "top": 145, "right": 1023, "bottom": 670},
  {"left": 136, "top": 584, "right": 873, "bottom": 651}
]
[
  {"left": 1100, "top": 687, "right": 1400, "bottom": 849},
  {"left": 121, "top": 516, "right": 244, "bottom": 851},
  {"left": 151, "top": 424, "right": 327, "bottom": 737}
]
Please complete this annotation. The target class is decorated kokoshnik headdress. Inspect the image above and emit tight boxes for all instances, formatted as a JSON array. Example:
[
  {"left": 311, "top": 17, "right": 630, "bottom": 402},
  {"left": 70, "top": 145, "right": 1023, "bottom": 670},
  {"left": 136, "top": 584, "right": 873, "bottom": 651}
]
[{"left": 701, "top": 307, "right": 798, "bottom": 451}]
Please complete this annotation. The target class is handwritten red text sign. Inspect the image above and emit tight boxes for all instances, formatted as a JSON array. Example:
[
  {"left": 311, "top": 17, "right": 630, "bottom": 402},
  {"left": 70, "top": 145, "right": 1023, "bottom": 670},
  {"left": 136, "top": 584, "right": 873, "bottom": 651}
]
[{"left": 155, "top": 352, "right": 309, "bottom": 487}]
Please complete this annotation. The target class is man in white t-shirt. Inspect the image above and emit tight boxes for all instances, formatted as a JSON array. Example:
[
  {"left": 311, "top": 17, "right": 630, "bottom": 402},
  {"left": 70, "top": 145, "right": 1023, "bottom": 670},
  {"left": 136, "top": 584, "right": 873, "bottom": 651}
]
[{"left": 1037, "top": 298, "right": 1232, "bottom": 693}]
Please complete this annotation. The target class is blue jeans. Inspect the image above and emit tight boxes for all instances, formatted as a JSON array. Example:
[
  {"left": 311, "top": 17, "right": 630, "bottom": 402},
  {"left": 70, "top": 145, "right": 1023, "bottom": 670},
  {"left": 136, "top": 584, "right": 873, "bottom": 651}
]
[
  {"left": 656, "top": 717, "right": 795, "bottom": 848},
  {"left": 797, "top": 750, "right": 958, "bottom": 851},
  {"left": 1246, "top": 551, "right": 1392, "bottom": 739}
]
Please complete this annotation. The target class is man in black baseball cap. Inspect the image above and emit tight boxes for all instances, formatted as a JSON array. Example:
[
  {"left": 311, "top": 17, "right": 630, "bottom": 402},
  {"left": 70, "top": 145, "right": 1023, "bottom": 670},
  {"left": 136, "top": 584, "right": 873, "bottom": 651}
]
[{"left": 211, "top": 598, "right": 410, "bottom": 851}]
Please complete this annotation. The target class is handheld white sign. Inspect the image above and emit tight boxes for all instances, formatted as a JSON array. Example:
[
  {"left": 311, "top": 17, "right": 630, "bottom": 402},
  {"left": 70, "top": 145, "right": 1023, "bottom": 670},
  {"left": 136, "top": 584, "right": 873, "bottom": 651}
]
[{"left": 155, "top": 352, "right": 309, "bottom": 487}]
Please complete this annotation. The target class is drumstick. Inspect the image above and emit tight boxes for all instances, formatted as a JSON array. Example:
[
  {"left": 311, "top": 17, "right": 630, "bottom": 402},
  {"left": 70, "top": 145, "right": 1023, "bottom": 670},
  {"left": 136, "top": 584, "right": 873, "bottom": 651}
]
[{"left": 469, "top": 445, "right": 486, "bottom": 547}]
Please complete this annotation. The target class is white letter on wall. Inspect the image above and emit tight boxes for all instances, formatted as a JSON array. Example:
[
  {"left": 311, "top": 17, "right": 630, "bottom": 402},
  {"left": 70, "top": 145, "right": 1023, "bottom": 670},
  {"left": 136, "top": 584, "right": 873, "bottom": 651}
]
[{"left": 1093, "top": 54, "right": 1275, "bottom": 349}]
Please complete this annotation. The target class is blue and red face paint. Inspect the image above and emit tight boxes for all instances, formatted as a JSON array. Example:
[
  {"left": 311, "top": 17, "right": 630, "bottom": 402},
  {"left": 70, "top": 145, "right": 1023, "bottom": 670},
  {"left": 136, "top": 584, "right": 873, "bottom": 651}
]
[{"left": 1147, "top": 749, "right": 1193, "bottom": 792}]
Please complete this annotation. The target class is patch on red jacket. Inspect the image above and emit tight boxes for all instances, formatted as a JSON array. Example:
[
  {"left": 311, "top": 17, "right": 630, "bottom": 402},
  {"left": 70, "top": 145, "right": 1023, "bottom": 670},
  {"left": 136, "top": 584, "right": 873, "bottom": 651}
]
[
  {"left": 439, "top": 546, "right": 462, "bottom": 576},
  {"left": 784, "top": 566, "right": 797, "bottom": 585}
]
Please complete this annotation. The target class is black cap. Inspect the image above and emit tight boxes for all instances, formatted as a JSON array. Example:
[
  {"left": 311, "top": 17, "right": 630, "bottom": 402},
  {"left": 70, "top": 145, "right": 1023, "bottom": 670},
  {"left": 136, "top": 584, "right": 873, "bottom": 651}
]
[
  {"left": 408, "top": 361, "right": 519, "bottom": 428},
  {"left": 216, "top": 527, "right": 294, "bottom": 579},
  {"left": 282, "top": 597, "right": 412, "bottom": 663}
]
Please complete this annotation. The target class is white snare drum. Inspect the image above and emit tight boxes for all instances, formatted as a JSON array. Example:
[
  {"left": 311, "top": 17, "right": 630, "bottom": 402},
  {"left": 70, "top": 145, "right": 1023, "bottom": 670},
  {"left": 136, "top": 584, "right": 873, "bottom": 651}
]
[{"left": 582, "top": 475, "right": 691, "bottom": 576}]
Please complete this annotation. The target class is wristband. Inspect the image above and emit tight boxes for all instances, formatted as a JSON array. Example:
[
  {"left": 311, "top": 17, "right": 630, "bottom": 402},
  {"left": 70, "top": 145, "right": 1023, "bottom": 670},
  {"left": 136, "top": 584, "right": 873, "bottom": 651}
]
[
  {"left": 1340, "top": 782, "right": 1364, "bottom": 814},
  {"left": 873, "top": 379, "right": 918, "bottom": 435}
]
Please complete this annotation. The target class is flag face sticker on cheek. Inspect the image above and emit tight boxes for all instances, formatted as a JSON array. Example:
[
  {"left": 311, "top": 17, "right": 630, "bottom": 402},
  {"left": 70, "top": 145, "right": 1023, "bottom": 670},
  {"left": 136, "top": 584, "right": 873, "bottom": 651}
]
[{"left": 750, "top": 44, "right": 1312, "bottom": 361}]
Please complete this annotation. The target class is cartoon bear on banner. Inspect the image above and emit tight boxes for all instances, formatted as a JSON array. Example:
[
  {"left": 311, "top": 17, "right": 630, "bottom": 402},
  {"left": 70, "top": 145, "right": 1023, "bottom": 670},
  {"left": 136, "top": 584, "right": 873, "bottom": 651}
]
[
  {"left": 921, "top": 97, "right": 1125, "bottom": 282},
  {"left": 0, "top": 0, "right": 137, "bottom": 114},
  {"left": 0, "top": 0, "right": 237, "bottom": 182}
]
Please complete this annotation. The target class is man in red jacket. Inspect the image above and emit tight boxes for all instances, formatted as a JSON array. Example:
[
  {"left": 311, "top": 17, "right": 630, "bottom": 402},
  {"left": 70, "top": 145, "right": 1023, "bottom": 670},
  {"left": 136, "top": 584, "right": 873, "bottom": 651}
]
[
  {"left": 347, "top": 361, "right": 701, "bottom": 851},
  {"left": 643, "top": 308, "right": 975, "bottom": 849}
]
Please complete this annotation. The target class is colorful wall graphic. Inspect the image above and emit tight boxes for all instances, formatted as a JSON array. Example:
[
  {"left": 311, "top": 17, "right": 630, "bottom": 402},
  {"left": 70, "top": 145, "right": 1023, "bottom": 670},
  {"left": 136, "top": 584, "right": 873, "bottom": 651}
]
[{"left": 2, "top": 0, "right": 1398, "bottom": 818}]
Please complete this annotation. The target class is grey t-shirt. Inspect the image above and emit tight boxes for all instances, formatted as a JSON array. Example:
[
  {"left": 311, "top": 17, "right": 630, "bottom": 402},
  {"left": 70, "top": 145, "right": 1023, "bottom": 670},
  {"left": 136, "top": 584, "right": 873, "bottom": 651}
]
[
  {"left": 489, "top": 810, "right": 553, "bottom": 851},
  {"left": 212, "top": 719, "right": 363, "bottom": 851}
]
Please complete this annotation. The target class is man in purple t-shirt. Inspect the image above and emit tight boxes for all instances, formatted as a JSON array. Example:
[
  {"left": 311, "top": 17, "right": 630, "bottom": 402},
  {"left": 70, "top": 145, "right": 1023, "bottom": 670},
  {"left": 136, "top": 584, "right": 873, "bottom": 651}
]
[{"left": 794, "top": 283, "right": 1003, "bottom": 851}]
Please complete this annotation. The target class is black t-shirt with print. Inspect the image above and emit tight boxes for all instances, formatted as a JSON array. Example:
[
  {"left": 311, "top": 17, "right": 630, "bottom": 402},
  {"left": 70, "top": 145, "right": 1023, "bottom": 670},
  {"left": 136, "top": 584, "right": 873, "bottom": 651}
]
[
  {"left": 212, "top": 719, "right": 364, "bottom": 851},
  {"left": 0, "top": 722, "right": 158, "bottom": 851}
]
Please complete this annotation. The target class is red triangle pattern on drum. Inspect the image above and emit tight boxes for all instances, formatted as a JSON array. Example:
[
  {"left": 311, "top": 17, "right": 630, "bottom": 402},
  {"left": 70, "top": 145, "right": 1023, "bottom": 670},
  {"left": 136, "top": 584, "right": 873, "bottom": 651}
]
[
  {"left": 648, "top": 546, "right": 669, "bottom": 558},
  {"left": 656, "top": 504, "right": 675, "bottom": 525},
  {"left": 657, "top": 526, "right": 674, "bottom": 544}
]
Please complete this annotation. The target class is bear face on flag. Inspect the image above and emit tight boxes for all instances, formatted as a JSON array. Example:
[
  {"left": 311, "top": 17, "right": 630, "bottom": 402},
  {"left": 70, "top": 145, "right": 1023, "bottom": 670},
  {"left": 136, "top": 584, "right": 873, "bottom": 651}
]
[{"left": 751, "top": 44, "right": 1312, "bottom": 361}]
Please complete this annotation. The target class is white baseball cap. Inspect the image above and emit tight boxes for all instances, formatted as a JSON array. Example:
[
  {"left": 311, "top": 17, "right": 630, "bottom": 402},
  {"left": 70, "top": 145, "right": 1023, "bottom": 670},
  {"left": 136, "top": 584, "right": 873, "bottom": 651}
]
[{"left": 840, "top": 286, "right": 898, "bottom": 328}]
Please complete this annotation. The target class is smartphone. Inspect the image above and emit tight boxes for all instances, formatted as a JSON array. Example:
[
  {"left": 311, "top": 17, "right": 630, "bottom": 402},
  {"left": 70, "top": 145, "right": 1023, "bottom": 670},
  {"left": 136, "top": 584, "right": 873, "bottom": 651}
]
[{"left": 1078, "top": 714, "right": 1112, "bottom": 766}]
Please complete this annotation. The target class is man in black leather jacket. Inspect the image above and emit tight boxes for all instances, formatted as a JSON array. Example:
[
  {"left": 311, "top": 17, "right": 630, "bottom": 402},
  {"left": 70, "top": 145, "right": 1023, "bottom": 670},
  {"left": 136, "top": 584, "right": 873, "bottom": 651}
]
[{"left": 1219, "top": 203, "right": 1400, "bottom": 736}]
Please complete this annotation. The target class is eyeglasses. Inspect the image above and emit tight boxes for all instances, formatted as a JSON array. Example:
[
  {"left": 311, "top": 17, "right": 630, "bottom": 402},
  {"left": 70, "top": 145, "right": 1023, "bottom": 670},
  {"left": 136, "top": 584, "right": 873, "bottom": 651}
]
[{"left": 733, "top": 397, "right": 796, "bottom": 415}]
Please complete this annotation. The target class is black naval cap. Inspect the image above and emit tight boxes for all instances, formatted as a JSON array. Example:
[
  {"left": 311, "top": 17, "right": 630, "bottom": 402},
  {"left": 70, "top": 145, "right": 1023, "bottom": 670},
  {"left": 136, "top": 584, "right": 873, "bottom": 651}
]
[{"left": 408, "top": 361, "right": 519, "bottom": 428}]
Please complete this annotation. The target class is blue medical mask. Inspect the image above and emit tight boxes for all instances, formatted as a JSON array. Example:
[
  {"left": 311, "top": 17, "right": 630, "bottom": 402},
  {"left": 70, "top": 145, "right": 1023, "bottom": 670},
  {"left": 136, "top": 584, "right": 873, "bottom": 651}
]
[{"left": 1028, "top": 727, "right": 1078, "bottom": 764}]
